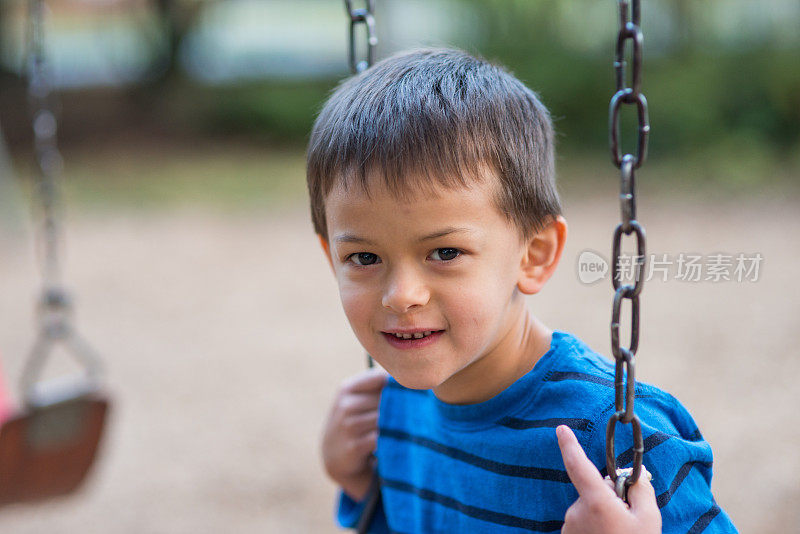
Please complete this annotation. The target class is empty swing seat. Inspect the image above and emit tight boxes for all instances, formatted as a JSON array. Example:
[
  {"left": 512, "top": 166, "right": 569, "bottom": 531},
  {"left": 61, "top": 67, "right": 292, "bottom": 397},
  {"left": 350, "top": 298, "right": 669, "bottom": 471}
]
[{"left": 0, "top": 379, "right": 109, "bottom": 506}]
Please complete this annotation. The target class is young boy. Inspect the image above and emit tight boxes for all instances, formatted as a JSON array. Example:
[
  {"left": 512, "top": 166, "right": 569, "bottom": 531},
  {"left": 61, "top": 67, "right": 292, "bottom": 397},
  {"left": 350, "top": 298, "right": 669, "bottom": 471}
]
[{"left": 309, "top": 48, "right": 737, "bottom": 533}]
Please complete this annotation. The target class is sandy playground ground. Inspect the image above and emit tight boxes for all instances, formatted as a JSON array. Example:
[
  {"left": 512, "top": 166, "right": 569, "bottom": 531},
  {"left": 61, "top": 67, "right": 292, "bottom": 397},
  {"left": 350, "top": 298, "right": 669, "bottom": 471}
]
[{"left": 0, "top": 189, "right": 798, "bottom": 533}]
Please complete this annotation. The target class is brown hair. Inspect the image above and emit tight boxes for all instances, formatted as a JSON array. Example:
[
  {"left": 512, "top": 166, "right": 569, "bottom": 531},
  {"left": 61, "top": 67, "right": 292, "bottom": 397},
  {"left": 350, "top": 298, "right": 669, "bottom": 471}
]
[{"left": 306, "top": 48, "right": 561, "bottom": 242}]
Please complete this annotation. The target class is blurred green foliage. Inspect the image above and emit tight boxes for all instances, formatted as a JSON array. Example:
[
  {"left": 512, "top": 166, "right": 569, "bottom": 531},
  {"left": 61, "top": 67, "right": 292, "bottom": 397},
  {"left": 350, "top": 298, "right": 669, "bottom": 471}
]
[
  {"left": 195, "top": 0, "right": 799, "bottom": 169},
  {"left": 503, "top": 47, "right": 799, "bottom": 161},
  {"left": 198, "top": 81, "right": 335, "bottom": 144}
]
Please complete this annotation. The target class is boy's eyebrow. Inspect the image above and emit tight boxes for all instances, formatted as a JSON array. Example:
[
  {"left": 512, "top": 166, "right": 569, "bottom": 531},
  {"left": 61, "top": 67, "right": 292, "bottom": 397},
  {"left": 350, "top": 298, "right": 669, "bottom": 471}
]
[
  {"left": 417, "top": 226, "right": 476, "bottom": 242},
  {"left": 333, "top": 227, "right": 476, "bottom": 245},
  {"left": 334, "top": 233, "right": 376, "bottom": 245}
]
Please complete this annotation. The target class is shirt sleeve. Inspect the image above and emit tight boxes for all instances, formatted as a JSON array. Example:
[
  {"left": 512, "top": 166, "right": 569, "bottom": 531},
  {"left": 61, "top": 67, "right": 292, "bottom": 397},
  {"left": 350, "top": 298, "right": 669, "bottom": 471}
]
[
  {"left": 336, "top": 489, "right": 389, "bottom": 533},
  {"left": 587, "top": 387, "right": 739, "bottom": 533}
]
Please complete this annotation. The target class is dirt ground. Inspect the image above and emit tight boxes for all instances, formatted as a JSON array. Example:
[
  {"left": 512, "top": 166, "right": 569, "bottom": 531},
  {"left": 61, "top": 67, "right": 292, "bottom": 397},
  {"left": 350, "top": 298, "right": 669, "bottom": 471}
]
[{"left": 0, "top": 190, "right": 797, "bottom": 533}]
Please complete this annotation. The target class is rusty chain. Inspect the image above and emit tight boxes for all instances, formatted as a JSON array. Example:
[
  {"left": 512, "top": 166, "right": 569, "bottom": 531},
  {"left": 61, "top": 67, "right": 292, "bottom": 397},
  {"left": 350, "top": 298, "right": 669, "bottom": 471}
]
[{"left": 605, "top": 0, "right": 650, "bottom": 502}]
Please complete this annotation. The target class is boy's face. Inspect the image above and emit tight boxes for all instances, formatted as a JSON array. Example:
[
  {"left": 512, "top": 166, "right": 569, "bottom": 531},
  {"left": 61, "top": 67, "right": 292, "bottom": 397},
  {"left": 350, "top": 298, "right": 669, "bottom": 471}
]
[{"left": 319, "top": 173, "right": 556, "bottom": 394}]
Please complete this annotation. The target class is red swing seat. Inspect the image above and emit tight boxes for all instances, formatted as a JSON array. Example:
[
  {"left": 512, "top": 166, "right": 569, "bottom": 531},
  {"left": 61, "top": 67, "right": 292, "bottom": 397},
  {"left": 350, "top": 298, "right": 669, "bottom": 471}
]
[{"left": 0, "top": 353, "right": 110, "bottom": 507}]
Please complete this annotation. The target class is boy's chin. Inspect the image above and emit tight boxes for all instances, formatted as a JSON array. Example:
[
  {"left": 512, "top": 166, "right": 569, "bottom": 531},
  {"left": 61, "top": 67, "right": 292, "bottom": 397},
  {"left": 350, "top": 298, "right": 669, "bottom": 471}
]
[
  {"left": 383, "top": 366, "right": 448, "bottom": 391},
  {"left": 393, "top": 377, "right": 437, "bottom": 391}
]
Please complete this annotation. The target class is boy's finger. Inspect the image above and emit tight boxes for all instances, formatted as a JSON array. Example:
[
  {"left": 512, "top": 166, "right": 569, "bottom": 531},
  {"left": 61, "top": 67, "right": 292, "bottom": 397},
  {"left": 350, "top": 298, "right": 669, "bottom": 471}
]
[
  {"left": 343, "top": 368, "right": 389, "bottom": 394},
  {"left": 626, "top": 467, "right": 661, "bottom": 522},
  {"left": 347, "top": 410, "right": 379, "bottom": 434},
  {"left": 341, "top": 393, "right": 382, "bottom": 414},
  {"left": 556, "top": 425, "right": 606, "bottom": 499}
]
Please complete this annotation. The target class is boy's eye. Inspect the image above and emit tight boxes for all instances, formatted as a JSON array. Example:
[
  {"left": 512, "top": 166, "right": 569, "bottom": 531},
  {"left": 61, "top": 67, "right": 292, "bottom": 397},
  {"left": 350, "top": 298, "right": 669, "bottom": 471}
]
[
  {"left": 348, "top": 252, "right": 380, "bottom": 266},
  {"left": 430, "top": 248, "right": 461, "bottom": 261}
]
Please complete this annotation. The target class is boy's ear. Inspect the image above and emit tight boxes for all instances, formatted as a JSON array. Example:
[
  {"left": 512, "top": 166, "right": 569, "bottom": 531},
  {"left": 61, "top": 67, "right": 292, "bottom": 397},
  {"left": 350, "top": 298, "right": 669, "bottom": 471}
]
[
  {"left": 517, "top": 215, "right": 568, "bottom": 295},
  {"left": 318, "top": 234, "right": 335, "bottom": 273}
]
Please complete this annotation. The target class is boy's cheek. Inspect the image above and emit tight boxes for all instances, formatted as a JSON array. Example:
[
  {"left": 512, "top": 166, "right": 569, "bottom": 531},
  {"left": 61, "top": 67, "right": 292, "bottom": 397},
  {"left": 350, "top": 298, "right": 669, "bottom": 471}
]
[{"left": 339, "top": 290, "right": 375, "bottom": 335}]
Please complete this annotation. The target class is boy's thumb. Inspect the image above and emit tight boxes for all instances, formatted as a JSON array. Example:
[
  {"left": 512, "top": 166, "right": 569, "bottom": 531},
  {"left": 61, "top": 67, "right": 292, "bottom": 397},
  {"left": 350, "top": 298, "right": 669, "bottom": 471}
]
[{"left": 626, "top": 467, "right": 662, "bottom": 525}]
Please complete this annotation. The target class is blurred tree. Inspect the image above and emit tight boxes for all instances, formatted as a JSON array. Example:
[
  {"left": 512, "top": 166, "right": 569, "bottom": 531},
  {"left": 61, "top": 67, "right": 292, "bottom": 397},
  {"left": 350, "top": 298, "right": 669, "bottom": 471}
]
[
  {"left": 448, "top": 0, "right": 799, "bottom": 160},
  {"left": 148, "top": 0, "right": 204, "bottom": 83},
  {"left": 672, "top": 0, "right": 694, "bottom": 56},
  {"left": 0, "top": 1, "right": 20, "bottom": 79}
]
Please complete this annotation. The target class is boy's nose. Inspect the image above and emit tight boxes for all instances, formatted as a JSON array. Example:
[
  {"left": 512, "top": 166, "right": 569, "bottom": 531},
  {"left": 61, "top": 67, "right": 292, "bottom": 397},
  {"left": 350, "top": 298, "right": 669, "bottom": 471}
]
[{"left": 381, "top": 269, "right": 431, "bottom": 313}]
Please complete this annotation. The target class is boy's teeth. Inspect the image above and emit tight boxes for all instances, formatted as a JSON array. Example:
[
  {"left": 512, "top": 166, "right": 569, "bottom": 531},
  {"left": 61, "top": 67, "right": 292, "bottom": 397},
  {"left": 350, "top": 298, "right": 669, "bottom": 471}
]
[{"left": 392, "top": 331, "right": 436, "bottom": 340}]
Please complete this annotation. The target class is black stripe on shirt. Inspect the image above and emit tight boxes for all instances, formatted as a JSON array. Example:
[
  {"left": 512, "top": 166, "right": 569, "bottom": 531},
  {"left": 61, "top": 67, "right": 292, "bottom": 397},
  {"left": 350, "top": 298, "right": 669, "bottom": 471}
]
[
  {"left": 688, "top": 427, "right": 704, "bottom": 441},
  {"left": 380, "top": 427, "right": 571, "bottom": 483},
  {"left": 380, "top": 477, "right": 565, "bottom": 532},
  {"left": 497, "top": 416, "right": 594, "bottom": 432},
  {"left": 601, "top": 394, "right": 655, "bottom": 416},
  {"left": 546, "top": 370, "right": 650, "bottom": 399},
  {"left": 656, "top": 461, "right": 703, "bottom": 509},
  {"left": 545, "top": 371, "right": 615, "bottom": 387},
  {"left": 687, "top": 502, "right": 722, "bottom": 533}
]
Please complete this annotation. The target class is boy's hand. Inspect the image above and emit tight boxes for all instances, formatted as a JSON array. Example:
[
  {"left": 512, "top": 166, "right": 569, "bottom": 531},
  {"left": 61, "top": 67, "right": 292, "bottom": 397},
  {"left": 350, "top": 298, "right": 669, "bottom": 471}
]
[
  {"left": 322, "top": 367, "right": 388, "bottom": 502},
  {"left": 557, "top": 425, "right": 662, "bottom": 534}
]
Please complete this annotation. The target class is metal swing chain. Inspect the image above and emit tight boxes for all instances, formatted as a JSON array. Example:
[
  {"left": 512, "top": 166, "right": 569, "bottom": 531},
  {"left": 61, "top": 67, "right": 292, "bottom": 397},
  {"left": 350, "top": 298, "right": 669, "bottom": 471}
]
[
  {"left": 343, "top": 0, "right": 378, "bottom": 371},
  {"left": 341, "top": 4, "right": 381, "bottom": 532},
  {"left": 605, "top": 0, "right": 651, "bottom": 502},
  {"left": 27, "top": 0, "right": 61, "bottom": 291},
  {"left": 344, "top": 0, "right": 377, "bottom": 75},
  {"left": 21, "top": 0, "right": 103, "bottom": 402}
]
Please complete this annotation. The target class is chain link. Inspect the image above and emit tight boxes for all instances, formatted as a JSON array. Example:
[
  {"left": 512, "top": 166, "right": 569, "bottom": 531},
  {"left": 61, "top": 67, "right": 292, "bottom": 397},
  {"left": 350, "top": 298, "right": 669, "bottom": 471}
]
[
  {"left": 609, "top": 90, "right": 649, "bottom": 168},
  {"left": 605, "top": 0, "right": 650, "bottom": 502},
  {"left": 344, "top": 0, "right": 377, "bottom": 74}
]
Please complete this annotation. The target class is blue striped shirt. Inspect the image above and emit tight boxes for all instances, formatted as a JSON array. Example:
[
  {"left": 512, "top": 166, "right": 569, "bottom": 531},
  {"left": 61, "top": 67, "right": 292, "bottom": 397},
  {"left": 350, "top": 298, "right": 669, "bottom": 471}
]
[{"left": 338, "top": 330, "right": 737, "bottom": 533}]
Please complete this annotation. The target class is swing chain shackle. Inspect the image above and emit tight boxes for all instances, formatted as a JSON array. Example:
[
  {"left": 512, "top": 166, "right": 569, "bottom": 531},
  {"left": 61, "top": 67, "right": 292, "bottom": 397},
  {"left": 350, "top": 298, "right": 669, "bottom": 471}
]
[
  {"left": 20, "top": 0, "right": 104, "bottom": 407},
  {"left": 344, "top": 0, "right": 377, "bottom": 74},
  {"left": 605, "top": 0, "right": 649, "bottom": 501}
]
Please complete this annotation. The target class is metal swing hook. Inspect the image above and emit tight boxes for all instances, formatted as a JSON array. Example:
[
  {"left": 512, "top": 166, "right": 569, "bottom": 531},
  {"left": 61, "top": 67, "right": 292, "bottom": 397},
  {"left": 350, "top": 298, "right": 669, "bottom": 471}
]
[{"left": 20, "top": 286, "right": 105, "bottom": 409}]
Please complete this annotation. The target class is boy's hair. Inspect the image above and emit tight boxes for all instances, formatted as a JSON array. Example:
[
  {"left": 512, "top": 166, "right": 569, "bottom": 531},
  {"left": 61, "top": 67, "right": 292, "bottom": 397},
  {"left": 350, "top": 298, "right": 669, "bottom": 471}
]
[{"left": 306, "top": 48, "right": 561, "bottom": 243}]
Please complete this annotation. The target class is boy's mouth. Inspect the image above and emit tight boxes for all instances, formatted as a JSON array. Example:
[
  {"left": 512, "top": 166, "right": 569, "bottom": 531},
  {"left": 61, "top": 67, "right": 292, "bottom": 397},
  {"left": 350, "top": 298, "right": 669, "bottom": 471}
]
[
  {"left": 381, "top": 329, "right": 445, "bottom": 349},
  {"left": 384, "top": 330, "right": 443, "bottom": 340}
]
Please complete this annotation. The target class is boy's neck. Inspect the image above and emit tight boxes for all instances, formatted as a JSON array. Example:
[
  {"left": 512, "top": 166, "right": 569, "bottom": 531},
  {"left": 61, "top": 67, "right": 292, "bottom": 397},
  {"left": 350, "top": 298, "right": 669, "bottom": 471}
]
[{"left": 432, "top": 307, "right": 553, "bottom": 405}]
